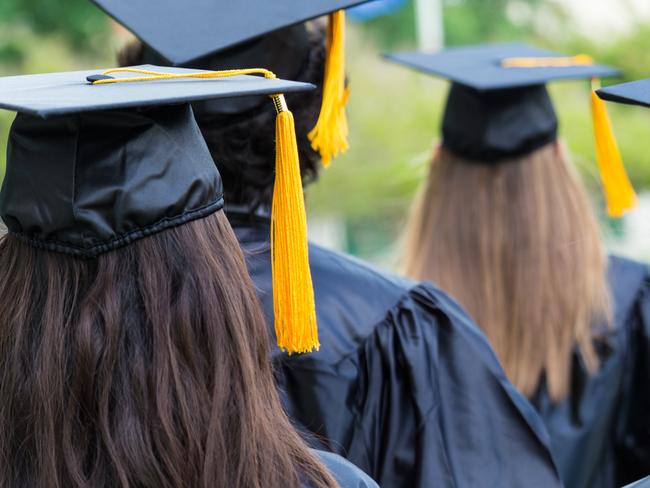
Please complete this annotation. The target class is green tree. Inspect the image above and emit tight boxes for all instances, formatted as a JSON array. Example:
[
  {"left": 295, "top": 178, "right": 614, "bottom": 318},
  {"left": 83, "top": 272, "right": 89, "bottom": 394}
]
[
  {"left": 444, "top": 0, "right": 544, "bottom": 45},
  {"left": 0, "top": 0, "right": 108, "bottom": 63}
]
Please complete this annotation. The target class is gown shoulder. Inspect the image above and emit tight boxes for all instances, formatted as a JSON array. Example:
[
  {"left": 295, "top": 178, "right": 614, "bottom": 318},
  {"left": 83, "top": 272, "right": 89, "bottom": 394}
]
[
  {"left": 235, "top": 223, "right": 560, "bottom": 487},
  {"left": 312, "top": 450, "right": 379, "bottom": 488}
]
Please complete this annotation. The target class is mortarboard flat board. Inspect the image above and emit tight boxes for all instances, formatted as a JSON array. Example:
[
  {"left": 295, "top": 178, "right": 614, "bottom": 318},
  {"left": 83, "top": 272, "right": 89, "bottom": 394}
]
[
  {"left": 384, "top": 43, "right": 619, "bottom": 91},
  {"left": 0, "top": 65, "right": 314, "bottom": 118},
  {"left": 596, "top": 78, "right": 650, "bottom": 108},
  {"left": 90, "top": 0, "right": 371, "bottom": 66}
]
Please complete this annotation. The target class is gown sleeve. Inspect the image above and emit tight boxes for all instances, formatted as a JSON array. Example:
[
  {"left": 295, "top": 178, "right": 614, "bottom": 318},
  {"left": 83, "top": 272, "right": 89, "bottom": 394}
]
[
  {"left": 616, "top": 267, "right": 650, "bottom": 486},
  {"left": 313, "top": 450, "right": 380, "bottom": 488},
  {"left": 283, "top": 283, "right": 561, "bottom": 488}
]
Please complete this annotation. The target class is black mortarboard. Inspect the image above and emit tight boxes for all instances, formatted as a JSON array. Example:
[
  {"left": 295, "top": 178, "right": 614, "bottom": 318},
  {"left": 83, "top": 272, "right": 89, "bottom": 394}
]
[
  {"left": 91, "top": 0, "right": 368, "bottom": 66},
  {"left": 596, "top": 78, "right": 650, "bottom": 108},
  {"left": 91, "top": 0, "right": 375, "bottom": 165},
  {"left": 386, "top": 43, "right": 637, "bottom": 217},
  {"left": 0, "top": 65, "right": 310, "bottom": 255},
  {"left": 386, "top": 43, "right": 618, "bottom": 161},
  {"left": 386, "top": 43, "right": 617, "bottom": 91},
  {"left": 0, "top": 65, "right": 312, "bottom": 118},
  {"left": 0, "top": 65, "right": 320, "bottom": 353}
]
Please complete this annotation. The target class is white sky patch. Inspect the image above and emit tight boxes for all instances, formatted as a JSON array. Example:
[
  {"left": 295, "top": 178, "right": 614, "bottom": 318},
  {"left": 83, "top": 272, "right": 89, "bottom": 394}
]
[{"left": 559, "top": 0, "right": 650, "bottom": 39}]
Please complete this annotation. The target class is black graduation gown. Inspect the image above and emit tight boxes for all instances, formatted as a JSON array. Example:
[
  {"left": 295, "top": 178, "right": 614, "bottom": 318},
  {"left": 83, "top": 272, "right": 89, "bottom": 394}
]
[
  {"left": 230, "top": 213, "right": 561, "bottom": 488},
  {"left": 531, "top": 255, "right": 650, "bottom": 488}
]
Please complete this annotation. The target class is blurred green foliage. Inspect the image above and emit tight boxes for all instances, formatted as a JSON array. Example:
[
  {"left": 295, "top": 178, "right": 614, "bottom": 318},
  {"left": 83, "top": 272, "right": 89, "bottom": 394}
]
[
  {"left": 359, "top": 0, "right": 552, "bottom": 49},
  {"left": 357, "top": 0, "right": 417, "bottom": 48},
  {"left": 445, "top": 0, "right": 543, "bottom": 45},
  {"left": 560, "top": 23, "right": 650, "bottom": 82},
  {"left": 0, "top": 0, "right": 108, "bottom": 63}
]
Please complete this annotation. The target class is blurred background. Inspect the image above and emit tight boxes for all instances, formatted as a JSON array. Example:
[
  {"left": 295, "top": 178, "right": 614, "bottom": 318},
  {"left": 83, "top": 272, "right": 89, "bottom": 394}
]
[{"left": 1, "top": 0, "right": 649, "bottom": 267}]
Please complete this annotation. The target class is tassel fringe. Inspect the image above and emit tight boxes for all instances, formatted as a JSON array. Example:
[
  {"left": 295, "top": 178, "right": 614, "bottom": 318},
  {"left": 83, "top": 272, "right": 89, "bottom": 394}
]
[
  {"left": 308, "top": 10, "right": 349, "bottom": 167},
  {"left": 272, "top": 104, "right": 319, "bottom": 353},
  {"left": 590, "top": 85, "right": 637, "bottom": 217}
]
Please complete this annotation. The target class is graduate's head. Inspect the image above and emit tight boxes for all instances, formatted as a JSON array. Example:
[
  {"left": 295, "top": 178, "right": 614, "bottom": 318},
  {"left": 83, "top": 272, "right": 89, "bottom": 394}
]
[
  {"left": 0, "top": 69, "right": 336, "bottom": 488},
  {"left": 118, "top": 24, "right": 326, "bottom": 211},
  {"left": 390, "top": 43, "right": 631, "bottom": 401},
  {"left": 101, "top": 0, "right": 376, "bottom": 211}
]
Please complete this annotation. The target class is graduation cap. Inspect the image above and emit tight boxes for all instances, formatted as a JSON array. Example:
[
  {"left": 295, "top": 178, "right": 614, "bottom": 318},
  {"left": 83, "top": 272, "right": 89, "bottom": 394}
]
[
  {"left": 91, "top": 0, "right": 375, "bottom": 166},
  {"left": 596, "top": 77, "right": 650, "bottom": 108},
  {"left": 0, "top": 65, "right": 319, "bottom": 354},
  {"left": 385, "top": 43, "right": 637, "bottom": 217}
]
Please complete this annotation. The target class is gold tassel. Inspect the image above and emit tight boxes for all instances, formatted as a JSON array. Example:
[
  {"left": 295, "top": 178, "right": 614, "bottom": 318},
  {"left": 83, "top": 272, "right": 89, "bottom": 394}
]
[
  {"left": 590, "top": 81, "right": 637, "bottom": 217},
  {"left": 500, "top": 56, "right": 637, "bottom": 217},
  {"left": 271, "top": 95, "right": 319, "bottom": 353},
  {"left": 308, "top": 10, "right": 350, "bottom": 167}
]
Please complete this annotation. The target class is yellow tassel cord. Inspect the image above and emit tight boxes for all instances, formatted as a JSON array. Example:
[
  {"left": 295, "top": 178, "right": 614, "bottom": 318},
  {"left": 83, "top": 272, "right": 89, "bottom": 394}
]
[
  {"left": 590, "top": 82, "right": 637, "bottom": 217},
  {"left": 501, "top": 55, "right": 637, "bottom": 217},
  {"left": 308, "top": 10, "right": 349, "bottom": 167},
  {"left": 501, "top": 54, "right": 595, "bottom": 68},
  {"left": 272, "top": 95, "right": 319, "bottom": 353},
  {"left": 91, "top": 68, "right": 319, "bottom": 353},
  {"left": 90, "top": 66, "right": 278, "bottom": 83}
]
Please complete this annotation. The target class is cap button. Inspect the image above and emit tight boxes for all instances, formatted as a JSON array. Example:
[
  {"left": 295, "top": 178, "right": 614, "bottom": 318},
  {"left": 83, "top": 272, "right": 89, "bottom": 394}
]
[{"left": 86, "top": 74, "right": 115, "bottom": 83}]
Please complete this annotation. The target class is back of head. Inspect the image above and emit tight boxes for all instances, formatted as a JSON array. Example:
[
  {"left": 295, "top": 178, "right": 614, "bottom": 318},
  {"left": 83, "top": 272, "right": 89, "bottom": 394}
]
[
  {"left": 118, "top": 24, "right": 326, "bottom": 212},
  {"left": 402, "top": 142, "right": 611, "bottom": 401},
  {"left": 0, "top": 212, "right": 336, "bottom": 487}
]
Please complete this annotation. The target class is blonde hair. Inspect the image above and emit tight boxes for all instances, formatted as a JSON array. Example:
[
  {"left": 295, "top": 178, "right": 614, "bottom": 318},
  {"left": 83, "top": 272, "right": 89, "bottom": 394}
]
[{"left": 402, "top": 141, "right": 611, "bottom": 401}]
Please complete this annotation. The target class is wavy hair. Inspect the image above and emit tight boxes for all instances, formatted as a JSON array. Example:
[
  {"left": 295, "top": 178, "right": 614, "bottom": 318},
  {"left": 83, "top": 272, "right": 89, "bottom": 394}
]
[{"left": 0, "top": 211, "right": 337, "bottom": 488}]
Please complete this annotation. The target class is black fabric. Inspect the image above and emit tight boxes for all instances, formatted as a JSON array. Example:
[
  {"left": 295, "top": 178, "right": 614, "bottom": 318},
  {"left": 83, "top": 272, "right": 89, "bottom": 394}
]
[
  {"left": 442, "top": 83, "right": 558, "bottom": 163},
  {"left": 90, "top": 0, "right": 372, "bottom": 66},
  {"left": 1, "top": 104, "right": 223, "bottom": 257},
  {"left": 140, "top": 25, "right": 312, "bottom": 116},
  {"left": 531, "top": 255, "right": 650, "bottom": 488},
  {"left": 230, "top": 213, "right": 561, "bottom": 488},
  {"left": 312, "top": 450, "right": 379, "bottom": 488}
]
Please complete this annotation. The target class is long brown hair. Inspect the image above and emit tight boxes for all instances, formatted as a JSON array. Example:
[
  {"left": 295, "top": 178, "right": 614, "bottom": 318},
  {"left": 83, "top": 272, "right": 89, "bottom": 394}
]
[
  {"left": 402, "top": 141, "right": 611, "bottom": 401},
  {"left": 0, "top": 211, "right": 337, "bottom": 488}
]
